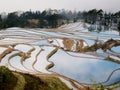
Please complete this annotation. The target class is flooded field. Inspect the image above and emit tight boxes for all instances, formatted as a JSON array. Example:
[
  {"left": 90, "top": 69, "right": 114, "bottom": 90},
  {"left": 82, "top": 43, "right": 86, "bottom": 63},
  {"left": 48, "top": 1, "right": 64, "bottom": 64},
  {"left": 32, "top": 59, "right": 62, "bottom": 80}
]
[{"left": 0, "top": 23, "right": 120, "bottom": 89}]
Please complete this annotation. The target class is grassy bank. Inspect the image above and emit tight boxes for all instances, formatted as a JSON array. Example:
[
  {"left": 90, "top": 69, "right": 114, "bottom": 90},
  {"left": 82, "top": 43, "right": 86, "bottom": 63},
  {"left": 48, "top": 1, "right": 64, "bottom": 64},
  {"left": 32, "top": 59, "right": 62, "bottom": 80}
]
[{"left": 0, "top": 66, "right": 71, "bottom": 90}]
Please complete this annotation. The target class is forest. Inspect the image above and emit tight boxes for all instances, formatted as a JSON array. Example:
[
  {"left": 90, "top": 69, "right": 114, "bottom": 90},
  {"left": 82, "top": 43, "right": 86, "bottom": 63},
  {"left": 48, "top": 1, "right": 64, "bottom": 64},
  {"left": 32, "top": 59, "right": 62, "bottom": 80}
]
[{"left": 0, "top": 9, "right": 120, "bottom": 31}]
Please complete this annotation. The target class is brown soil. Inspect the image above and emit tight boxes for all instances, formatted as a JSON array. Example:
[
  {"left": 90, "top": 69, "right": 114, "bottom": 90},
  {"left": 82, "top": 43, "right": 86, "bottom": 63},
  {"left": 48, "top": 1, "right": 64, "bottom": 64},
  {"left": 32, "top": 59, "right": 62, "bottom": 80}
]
[{"left": 63, "top": 38, "right": 74, "bottom": 51}]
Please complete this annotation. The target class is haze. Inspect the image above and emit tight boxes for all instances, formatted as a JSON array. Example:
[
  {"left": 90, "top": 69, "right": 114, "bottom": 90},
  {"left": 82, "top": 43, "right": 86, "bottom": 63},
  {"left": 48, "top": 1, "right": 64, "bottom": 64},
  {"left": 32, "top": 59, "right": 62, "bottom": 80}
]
[{"left": 0, "top": 0, "right": 120, "bottom": 13}]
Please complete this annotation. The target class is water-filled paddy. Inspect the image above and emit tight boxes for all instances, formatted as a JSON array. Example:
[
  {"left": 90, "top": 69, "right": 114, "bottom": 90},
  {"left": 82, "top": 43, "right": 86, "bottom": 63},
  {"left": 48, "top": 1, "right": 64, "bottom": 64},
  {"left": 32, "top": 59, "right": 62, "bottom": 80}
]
[
  {"left": 0, "top": 27, "right": 120, "bottom": 89},
  {"left": 49, "top": 49, "right": 120, "bottom": 85},
  {"left": 111, "top": 46, "right": 120, "bottom": 54}
]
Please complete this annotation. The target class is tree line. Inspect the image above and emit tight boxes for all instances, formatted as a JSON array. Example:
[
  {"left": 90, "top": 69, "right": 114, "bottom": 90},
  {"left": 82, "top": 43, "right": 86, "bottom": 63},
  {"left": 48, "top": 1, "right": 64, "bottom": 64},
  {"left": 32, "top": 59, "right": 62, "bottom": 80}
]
[{"left": 0, "top": 9, "right": 120, "bottom": 31}]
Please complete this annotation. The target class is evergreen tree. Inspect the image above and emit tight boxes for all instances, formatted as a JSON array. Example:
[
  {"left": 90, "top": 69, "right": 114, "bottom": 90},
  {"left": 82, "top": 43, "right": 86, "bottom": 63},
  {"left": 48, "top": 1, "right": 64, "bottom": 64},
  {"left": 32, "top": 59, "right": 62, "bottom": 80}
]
[{"left": 48, "top": 14, "right": 60, "bottom": 28}]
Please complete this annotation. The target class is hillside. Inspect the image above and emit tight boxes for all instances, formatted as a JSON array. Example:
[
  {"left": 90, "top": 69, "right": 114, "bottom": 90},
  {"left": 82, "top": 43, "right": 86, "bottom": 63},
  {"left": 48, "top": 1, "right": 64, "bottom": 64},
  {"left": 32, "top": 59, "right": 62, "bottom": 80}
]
[
  {"left": 0, "top": 66, "right": 71, "bottom": 90},
  {"left": 0, "top": 21, "right": 120, "bottom": 90}
]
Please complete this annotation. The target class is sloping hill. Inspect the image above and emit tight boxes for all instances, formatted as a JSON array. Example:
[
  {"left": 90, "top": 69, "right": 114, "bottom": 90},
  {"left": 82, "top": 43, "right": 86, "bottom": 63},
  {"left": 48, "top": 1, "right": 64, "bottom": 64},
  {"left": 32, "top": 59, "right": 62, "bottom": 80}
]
[{"left": 0, "top": 66, "right": 71, "bottom": 90}]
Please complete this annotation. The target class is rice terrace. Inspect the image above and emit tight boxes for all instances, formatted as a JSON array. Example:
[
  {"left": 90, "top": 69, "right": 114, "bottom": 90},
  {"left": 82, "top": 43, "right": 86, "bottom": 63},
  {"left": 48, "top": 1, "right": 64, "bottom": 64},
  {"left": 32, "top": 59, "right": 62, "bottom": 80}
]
[
  {"left": 0, "top": 0, "right": 120, "bottom": 90},
  {"left": 0, "top": 21, "right": 120, "bottom": 90}
]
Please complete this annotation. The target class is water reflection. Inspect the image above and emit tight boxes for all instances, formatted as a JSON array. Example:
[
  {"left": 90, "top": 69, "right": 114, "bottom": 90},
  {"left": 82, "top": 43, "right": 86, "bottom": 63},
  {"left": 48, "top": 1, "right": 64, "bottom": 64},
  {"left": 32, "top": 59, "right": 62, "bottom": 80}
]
[
  {"left": 49, "top": 49, "right": 120, "bottom": 85},
  {"left": 111, "top": 46, "right": 120, "bottom": 54}
]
